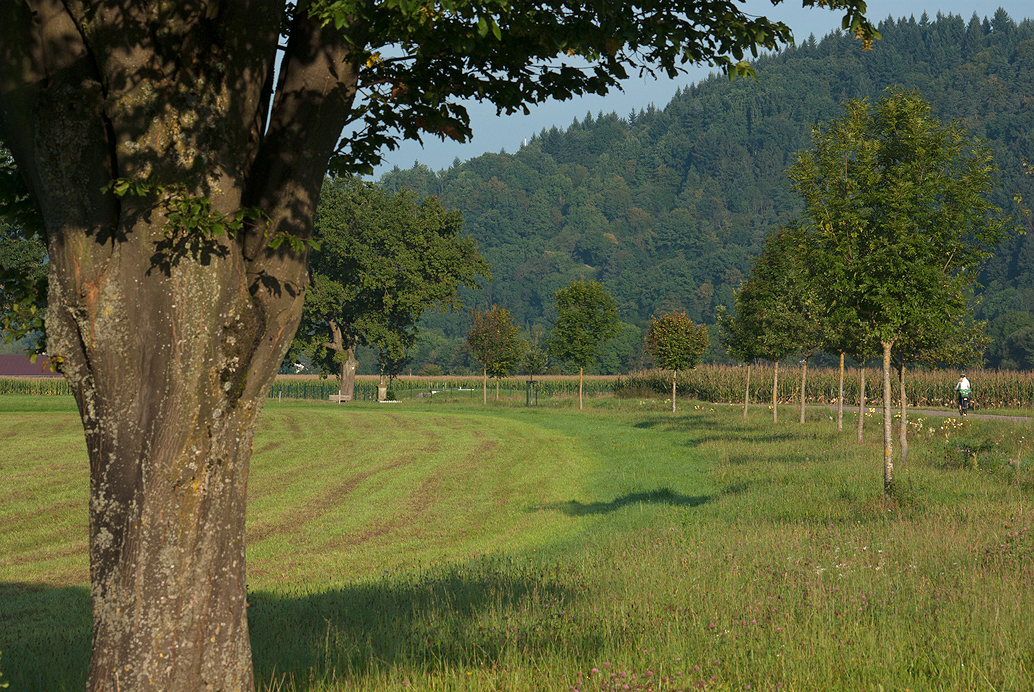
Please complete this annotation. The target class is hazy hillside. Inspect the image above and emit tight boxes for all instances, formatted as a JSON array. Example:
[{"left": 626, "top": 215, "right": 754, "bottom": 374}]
[{"left": 376, "top": 10, "right": 1034, "bottom": 375}]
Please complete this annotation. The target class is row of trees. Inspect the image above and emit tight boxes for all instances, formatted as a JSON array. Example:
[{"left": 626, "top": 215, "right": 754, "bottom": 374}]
[
  {"left": 719, "top": 88, "right": 1009, "bottom": 495},
  {"left": 466, "top": 281, "right": 709, "bottom": 411}
]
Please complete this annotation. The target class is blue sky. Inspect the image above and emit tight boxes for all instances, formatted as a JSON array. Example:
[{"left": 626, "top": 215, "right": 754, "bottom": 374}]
[{"left": 369, "top": 0, "right": 1032, "bottom": 179}]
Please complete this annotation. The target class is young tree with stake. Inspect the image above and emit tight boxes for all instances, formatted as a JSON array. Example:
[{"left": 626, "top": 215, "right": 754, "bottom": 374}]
[
  {"left": 789, "top": 88, "right": 1008, "bottom": 495},
  {"left": 645, "top": 311, "right": 709, "bottom": 413},
  {"left": 547, "top": 280, "right": 621, "bottom": 410},
  {"left": 465, "top": 305, "right": 526, "bottom": 404}
]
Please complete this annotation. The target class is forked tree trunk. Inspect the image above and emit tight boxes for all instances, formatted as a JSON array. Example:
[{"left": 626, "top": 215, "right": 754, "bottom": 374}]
[
  {"left": 837, "top": 352, "right": 845, "bottom": 432},
  {"left": 898, "top": 361, "right": 909, "bottom": 468},
  {"left": 857, "top": 366, "right": 867, "bottom": 443},
  {"left": 0, "top": 6, "right": 360, "bottom": 690},
  {"left": 743, "top": 363, "right": 751, "bottom": 420},
  {"left": 339, "top": 345, "right": 359, "bottom": 401},
  {"left": 326, "top": 319, "right": 357, "bottom": 402},
  {"left": 772, "top": 360, "right": 779, "bottom": 424},
  {"left": 882, "top": 341, "right": 894, "bottom": 495}
]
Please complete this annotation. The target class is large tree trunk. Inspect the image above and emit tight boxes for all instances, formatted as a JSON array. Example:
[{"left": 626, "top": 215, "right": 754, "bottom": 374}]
[
  {"left": 0, "top": 5, "right": 360, "bottom": 690},
  {"left": 339, "top": 345, "right": 359, "bottom": 401},
  {"left": 772, "top": 360, "right": 779, "bottom": 423},
  {"left": 837, "top": 352, "right": 845, "bottom": 433},
  {"left": 857, "top": 366, "right": 866, "bottom": 443},
  {"left": 882, "top": 341, "right": 894, "bottom": 496},
  {"left": 743, "top": 363, "right": 751, "bottom": 420},
  {"left": 325, "top": 319, "right": 357, "bottom": 402}
]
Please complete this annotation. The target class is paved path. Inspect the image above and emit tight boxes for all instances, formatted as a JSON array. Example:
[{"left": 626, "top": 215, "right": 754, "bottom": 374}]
[{"left": 808, "top": 404, "right": 1034, "bottom": 424}]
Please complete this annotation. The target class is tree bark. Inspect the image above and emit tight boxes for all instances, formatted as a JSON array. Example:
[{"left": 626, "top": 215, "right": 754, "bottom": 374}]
[
  {"left": 483, "top": 366, "right": 488, "bottom": 405},
  {"left": 339, "top": 345, "right": 359, "bottom": 402},
  {"left": 579, "top": 366, "right": 584, "bottom": 410},
  {"left": 671, "top": 370, "right": 677, "bottom": 413},
  {"left": 772, "top": 360, "right": 779, "bottom": 423},
  {"left": 898, "top": 360, "right": 909, "bottom": 468},
  {"left": 799, "top": 355, "right": 808, "bottom": 424},
  {"left": 857, "top": 366, "right": 866, "bottom": 443},
  {"left": 882, "top": 341, "right": 894, "bottom": 496},
  {"left": 837, "top": 352, "right": 845, "bottom": 432},
  {"left": 743, "top": 363, "right": 751, "bottom": 420},
  {"left": 325, "top": 319, "right": 357, "bottom": 402},
  {"left": 0, "top": 5, "right": 361, "bottom": 690}
]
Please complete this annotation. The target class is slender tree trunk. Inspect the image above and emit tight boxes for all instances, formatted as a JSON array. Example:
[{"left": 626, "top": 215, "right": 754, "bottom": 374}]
[
  {"left": 899, "top": 361, "right": 909, "bottom": 468},
  {"left": 495, "top": 378, "right": 499, "bottom": 401},
  {"left": 837, "top": 352, "right": 845, "bottom": 432},
  {"left": 882, "top": 341, "right": 894, "bottom": 496},
  {"left": 483, "top": 366, "right": 488, "bottom": 405},
  {"left": 579, "top": 367, "right": 584, "bottom": 410},
  {"left": 772, "top": 360, "right": 779, "bottom": 424},
  {"left": 799, "top": 355, "right": 808, "bottom": 424},
  {"left": 743, "top": 363, "right": 751, "bottom": 420},
  {"left": 857, "top": 366, "right": 866, "bottom": 443},
  {"left": 671, "top": 370, "right": 677, "bottom": 413}
]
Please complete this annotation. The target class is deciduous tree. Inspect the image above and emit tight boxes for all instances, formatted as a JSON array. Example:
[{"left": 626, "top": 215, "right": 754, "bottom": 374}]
[
  {"left": 789, "top": 88, "right": 1008, "bottom": 495},
  {"left": 0, "top": 1, "right": 876, "bottom": 688},
  {"left": 293, "top": 176, "right": 487, "bottom": 400},
  {"left": 547, "top": 280, "right": 621, "bottom": 409},
  {"left": 645, "top": 311, "right": 709, "bottom": 413},
  {"left": 465, "top": 305, "right": 525, "bottom": 403}
]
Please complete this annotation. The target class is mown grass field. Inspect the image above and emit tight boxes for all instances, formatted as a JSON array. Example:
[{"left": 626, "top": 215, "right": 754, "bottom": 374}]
[{"left": 2, "top": 393, "right": 1034, "bottom": 691}]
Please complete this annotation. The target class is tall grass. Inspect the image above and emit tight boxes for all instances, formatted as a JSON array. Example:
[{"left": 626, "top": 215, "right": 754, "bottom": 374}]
[{"left": 3, "top": 394, "right": 1034, "bottom": 690}]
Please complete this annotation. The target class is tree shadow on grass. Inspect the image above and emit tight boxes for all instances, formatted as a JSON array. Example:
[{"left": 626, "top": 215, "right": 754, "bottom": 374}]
[
  {"left": 0, "top": 582, "right": 91, "bottom": 692},
  {"left": 1, "top": 561, "right": 600, "bottom": 692},
  {"left": 532, "top": 487, "right": 711, "bottom": 516},
  {"left": 248, "top": 560, "right": 593, "bottom": 690},
  {"left": 633, "top": 415, "right": 816, "bottom": 448}
]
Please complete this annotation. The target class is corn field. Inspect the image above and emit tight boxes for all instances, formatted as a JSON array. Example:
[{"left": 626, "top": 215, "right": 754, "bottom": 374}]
[
  {"left": 269, "top": 375, "right": 619, "bottom": 401},
  {"left": 0, "top": 377, "right": 71, "bottom": 395},
  {"left": 7, "top": 367, "right": 1034, "bottom": 409},
  {"left": 615, "top": 365, "right": 1034, "bottom": 410}
]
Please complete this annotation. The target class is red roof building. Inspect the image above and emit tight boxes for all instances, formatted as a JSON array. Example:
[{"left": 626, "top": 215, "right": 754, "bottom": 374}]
[{"left": 0, "top": 354, "right": 62, "bottom": 377}]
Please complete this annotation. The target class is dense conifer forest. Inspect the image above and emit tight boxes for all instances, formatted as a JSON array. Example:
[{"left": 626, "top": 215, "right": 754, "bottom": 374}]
[{"left": 372, "top": 10, "right": 1034, "bottom": 375}]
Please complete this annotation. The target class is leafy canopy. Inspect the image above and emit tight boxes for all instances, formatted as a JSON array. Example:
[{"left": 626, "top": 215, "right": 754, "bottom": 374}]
[
  {"left": 547, "top": 280, "right": 621, "bottom": 370},
  {"left": 313, "top": 0, "right": 879, "bottom": 175},
  {"left": 295, "top": 176, "right": 489, "bottom": 373},
  {"left": 645, "top": 312, "right": 709, "bottom": 372},
  {"left": 465, "top": 305, "right": 526, "bottom": 378},
  {"left": 787, "top": 88, "right": 1010, "bottom": 349}
]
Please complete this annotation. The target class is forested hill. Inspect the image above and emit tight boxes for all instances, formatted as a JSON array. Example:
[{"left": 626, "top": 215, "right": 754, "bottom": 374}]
[{"left": 379, "top": 10, "right": 1034, "bottom": 371}]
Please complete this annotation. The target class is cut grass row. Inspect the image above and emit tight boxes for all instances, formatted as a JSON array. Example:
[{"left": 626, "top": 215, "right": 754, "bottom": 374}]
[{"left": 2, "top": 394, "right": 1034, "bottom": 690}]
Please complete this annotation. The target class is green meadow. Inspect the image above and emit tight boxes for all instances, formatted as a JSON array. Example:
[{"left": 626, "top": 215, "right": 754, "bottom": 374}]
[{"left": 2, "top": 394, "right": 1034, "bottom": 691}]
